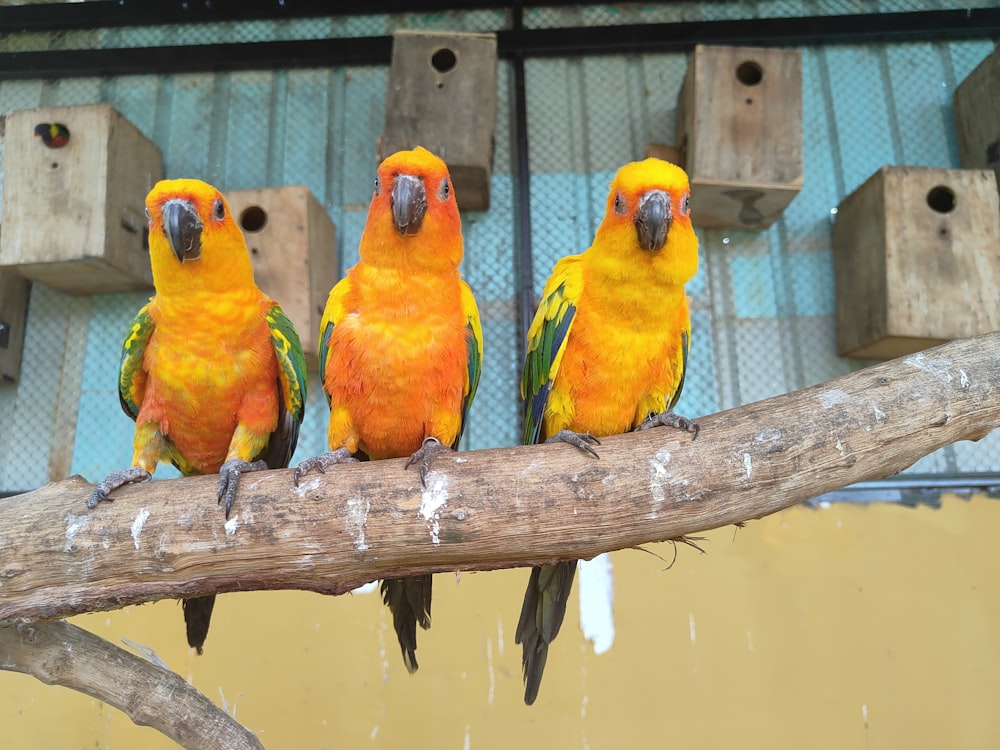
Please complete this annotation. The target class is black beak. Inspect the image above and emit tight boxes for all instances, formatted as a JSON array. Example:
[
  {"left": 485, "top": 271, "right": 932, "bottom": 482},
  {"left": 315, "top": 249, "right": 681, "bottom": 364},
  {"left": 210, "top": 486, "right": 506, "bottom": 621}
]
[
  {"left": 161, "top": 199, "right": 203, "bottom": 263},
  {"left": 634, "top": 190, "right": 671, "bottom": 252},
  {"left": 391, "top": 173, "right": 427, "bottom": 236}
]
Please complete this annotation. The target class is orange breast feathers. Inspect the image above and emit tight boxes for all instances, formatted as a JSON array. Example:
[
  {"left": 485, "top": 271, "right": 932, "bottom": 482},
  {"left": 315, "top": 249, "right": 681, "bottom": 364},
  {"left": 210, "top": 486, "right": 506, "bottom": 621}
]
[
  {"left": 323, "top": 264, "right": 470, "bottom": 460},
  {"left": 547, "top": 287, "right": 690, "bottom": 439},
  {"left": 137, "top": 288, "right": 280, "bottom": 475}
]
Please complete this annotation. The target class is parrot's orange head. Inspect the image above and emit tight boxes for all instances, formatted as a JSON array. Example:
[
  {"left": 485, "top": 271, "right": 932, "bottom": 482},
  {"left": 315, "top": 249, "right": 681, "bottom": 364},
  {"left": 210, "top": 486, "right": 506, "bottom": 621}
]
[
  {"left": 145, "top": 179, "right": 254, "bottom": 295},
  {"left": 595, "top": 158, "right": 698, "bottom": 285},
  {"left": 360, "top": 146, "right": 464, "bottom": 271}
]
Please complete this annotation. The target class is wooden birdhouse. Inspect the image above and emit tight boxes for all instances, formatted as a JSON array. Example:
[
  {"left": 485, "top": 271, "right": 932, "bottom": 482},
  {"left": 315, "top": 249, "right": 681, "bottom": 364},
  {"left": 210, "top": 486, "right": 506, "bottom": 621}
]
[
  {"left": 0, "top": 268, "right": 30, "bottom": 383},
  {"left": 676, "top": 45, "right": 803, "bottom": 230},
  {"left": 953, "top": 45, "right": 1000, "bottom": 191},
  {"left": 224, "top": 186, "right": 337, "bottom": 371},
  {"left": 833, "top": 166, "right": 1000, "bottom": 360},
  {"left": 0, "top": 103, "right": 163, "bottom": 294},
  {"left": 379, "top": 30, "right": 497, "bottom": 212}
]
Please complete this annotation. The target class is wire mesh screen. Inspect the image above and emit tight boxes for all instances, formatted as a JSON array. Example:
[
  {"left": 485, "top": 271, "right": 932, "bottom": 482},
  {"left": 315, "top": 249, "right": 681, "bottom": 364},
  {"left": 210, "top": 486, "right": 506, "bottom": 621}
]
[{"left": 0, "top": 3, "right": 997, "bottom": 494}]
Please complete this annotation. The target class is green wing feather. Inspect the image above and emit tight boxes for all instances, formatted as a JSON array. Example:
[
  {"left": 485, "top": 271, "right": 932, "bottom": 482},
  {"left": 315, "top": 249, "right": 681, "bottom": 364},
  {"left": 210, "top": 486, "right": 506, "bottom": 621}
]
[
  {"left": 457, "top": 282, "right": 483, "bottom": 447},
  {"left": 118, "top": 302, "right": 154, "bottom": 421},
  {"left": 263, "top": 303, "right": 307, "bottom": 469},
  {"left": 521, "top": 257, "right": 581, "bottom": 446},
  {"left": 317, "top": 277, "right": 351, "bottom": 409},
  {"left": 668, "top": 327, "right": 691, "bottom": 411}
]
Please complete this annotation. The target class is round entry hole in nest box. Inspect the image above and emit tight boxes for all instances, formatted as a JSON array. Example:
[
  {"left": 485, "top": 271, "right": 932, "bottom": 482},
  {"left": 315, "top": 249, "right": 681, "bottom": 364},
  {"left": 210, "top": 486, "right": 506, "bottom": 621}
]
[
  {"left": 431, "top": 47, "right": 457, "bottom": 87},
  {"left": 736, "top": 61, "right": 763, "bottom": 86},
  {"left": 240, "top": 205, "right": 268, "bottom": 233},
  {"left": 926, "top": 185, "right": 956, "bottom": 214}
]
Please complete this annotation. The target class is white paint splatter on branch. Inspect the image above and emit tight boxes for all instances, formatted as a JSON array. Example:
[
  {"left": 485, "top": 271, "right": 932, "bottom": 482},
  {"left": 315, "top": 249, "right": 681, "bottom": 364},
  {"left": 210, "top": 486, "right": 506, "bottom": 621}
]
[
  {"left": 130, "top": 508, "right": 150, "bottom": 550},
  {"left": 63, "top": 513, "right": 89, "bottom": 553},
  {"left": 648, "top": 447, "right": 672, "bottom": 505},
  {"left": 345, "top": 496, "right": 371, "bottom": 551},
  {"left": 742, "top": 452, "right": 753, "bottom": 480},
  {"left": 818, "top": 389, "right": 848, "bottom": 408},
  {"left": 904, "top": 353, "right": 953, "bottom": 383},
  {"left": 419, "top": 472, "right": 449, "bottom": 546},
  {"left": 223, "top": 518, "right": 238, "bottom": 536}
]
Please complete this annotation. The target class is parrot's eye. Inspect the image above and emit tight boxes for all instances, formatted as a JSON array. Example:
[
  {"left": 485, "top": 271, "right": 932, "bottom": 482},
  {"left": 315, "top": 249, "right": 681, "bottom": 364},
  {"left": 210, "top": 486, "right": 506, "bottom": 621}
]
[
  {"left": 681, "top": 193, "right": 691, "bottom": 216},
  {"left": 614, "top": 193, "right": 627, "bottom": 215},
  {"left": 212, "top": 199, "right": 225, "bottom": 221},
  {"left": 144, "top": 207, "right": 151, "bottom": 224},
  {"left": 439, "top": 178, "right": 451, "bottom": 200},
  {"left": 374, "top": 176, "right": 382, "bottom": 196}
]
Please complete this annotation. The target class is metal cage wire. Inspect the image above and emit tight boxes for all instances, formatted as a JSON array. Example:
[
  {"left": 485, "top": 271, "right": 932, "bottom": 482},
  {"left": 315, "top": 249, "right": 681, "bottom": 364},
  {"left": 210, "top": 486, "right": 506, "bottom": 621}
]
[{"left": 0, "top": 2, "right": 996, "bottom": 494}]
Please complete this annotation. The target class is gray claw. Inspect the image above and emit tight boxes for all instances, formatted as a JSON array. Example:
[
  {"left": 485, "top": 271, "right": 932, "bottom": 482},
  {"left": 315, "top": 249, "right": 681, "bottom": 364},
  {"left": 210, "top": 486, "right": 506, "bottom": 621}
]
[
  {"left": 635, "top": 410, "right": 700, "bottom": 440},
  {"left": 405, "top": 437, "right": 453, "bottom": 487},
  {"left": 293, "top": 447, "right": 359, "bottom": 486},
  {"left": 86, "top": 467, "right": 151, "bottom": 509},
  {"left": 545, "top": 429, "right": 601, "bottom": 458},
  {"left": 217, "top": 458, "right": 267, "bottom": 519}
]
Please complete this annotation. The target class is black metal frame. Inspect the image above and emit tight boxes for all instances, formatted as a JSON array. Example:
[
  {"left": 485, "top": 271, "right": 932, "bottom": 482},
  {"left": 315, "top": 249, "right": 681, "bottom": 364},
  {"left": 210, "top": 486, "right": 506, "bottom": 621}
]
[{"left": 1, "top": 9, "right": 997, "bottom": 77}]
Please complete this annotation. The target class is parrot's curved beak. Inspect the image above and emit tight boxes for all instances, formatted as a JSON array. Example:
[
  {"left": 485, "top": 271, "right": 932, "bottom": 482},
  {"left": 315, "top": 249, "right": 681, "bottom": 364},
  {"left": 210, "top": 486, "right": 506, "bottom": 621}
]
[
  {"left": 634, "top": 190, "right": 671, "bottom": 252},
  {"left": 161, "top": 199, "right": 203, "bottom": 263},
  {"left": 391, "top": 173, "right": 427, "bottom": 237}
]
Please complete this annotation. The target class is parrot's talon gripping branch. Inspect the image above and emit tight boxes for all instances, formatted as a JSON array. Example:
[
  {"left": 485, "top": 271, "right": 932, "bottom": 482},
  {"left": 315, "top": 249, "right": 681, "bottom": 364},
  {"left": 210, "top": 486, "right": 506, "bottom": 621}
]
[
  {"left": 292, "top": 447, "right": 359, "bottom": 486},
  {"left": 86, "top": 467, "right": 151, "bottom": 509},
  {"left": 405, "top": 437, "right": 454, "bottom": 487},
  {"left": 636, "top": 410, "right": 700, "bottom": 440},
  {"left": 545, "top": 430, "right": 602, "bottom": 459},
  {"left": 217, "top": 459, "right": 268, "bottom": 519}
]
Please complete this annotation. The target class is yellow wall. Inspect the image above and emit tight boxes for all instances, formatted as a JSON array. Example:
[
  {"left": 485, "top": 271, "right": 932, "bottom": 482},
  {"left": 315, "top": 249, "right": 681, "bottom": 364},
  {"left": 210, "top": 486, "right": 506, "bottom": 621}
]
[{"left": 4, "top": 494, "right": 1000, "bottom": 749}]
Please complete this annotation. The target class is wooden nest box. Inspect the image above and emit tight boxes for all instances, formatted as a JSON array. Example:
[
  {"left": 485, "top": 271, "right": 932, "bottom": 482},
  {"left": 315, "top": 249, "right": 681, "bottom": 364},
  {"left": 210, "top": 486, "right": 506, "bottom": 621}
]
[
  {"left": 0, "top": 103, "right": 163, "bottom": 293},
  {"left": 833, "top": 166, "right": 1000, "bottom": 359},
  {"left": 953, "top": 45, "right": 1000, "bottom": 192},
  {"left": 379, "top": 30, "right": 498, "bottom": 212},
  {"left": 676, "top": 44, "right": 803, "bottom": 230},
  {"left": 224, "top": 186, "right": 337, "bottom": 371}
]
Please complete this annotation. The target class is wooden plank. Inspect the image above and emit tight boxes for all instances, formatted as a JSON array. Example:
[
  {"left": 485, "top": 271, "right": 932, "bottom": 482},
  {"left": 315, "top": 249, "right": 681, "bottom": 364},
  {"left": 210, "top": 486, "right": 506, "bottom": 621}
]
[
  {"left": 953, "top": 45, "right": 1000, "bottom": 189},
  {"left": 0, "top": 269, "right": 30, "bottom": 383},
  {"left": 677, "top": 44, "right": 803, "bottom": 230},
  {"left": 834, "top": 166, "right": 1000, "bottom": 359},
  {"left": 0, "top": 103, "right": 160, "bottom": 294},
  {"left": 381, "top": 31, "right": 497, "bottom": 211}
]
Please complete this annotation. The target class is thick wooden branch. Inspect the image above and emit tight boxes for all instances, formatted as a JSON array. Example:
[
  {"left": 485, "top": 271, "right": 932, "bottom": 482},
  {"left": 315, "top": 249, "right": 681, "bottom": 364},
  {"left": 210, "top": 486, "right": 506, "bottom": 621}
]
[
  {"left": 0, "top": 620, "right": 264, "bottom": 750},
  {"left": 1, "top": 333, "right": 998, "bottom": 624}
]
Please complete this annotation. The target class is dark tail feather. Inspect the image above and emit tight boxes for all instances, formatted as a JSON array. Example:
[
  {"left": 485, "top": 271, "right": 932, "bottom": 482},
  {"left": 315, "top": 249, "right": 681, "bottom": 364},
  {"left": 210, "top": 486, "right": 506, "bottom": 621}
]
[
  {"left": 183, "top": 595, "right": 216, "bottom": 654},
  {"left": 515, "top": 561, "right": 577, "bottom": 705},
  {"left": 381, "top": 575, "right": 433, "bottom": 673}
]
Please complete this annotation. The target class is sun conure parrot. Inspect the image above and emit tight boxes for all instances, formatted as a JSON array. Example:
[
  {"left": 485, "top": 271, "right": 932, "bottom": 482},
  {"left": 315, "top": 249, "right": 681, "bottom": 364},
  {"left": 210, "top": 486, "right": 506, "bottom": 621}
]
[
  {"left": 516, "top": 157, "right": 700, "bottom": 704},
  {"left": 295, "top": 146, "right": 482, "bottom": 673},
  {"left": 87, "top": 178, "right": 307, "bottom": 654}
]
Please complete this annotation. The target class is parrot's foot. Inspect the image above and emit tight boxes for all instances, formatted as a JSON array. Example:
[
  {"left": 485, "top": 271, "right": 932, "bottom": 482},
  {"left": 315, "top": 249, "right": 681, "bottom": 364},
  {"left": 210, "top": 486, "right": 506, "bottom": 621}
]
[
  {"left": 217, "top": 458, "right": 268, "bottom": 519},
  {"left": 545, "top": 429, "right": 601, "bottom": 458},
  {"left": 405, "top": 437, "right": 453, "bottom": 488},
  {"left": 86, "top": 467, "right": 151, "bottom": 509},
  {"left": 635, "top": 409, "right": 700, "bottom": 440},
  {"left": 293, "top": 447, "right": 359, "bottom": 486}
]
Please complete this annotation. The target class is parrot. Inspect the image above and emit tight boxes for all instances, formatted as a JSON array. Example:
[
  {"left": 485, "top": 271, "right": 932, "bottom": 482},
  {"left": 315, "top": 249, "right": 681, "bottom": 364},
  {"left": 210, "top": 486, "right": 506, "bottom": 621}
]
[
  {"left": 515, "top": 157, "right": 700, "bottom": 704},
  {"left": 34, "top": 122, "right": 70, "bottom": 148},
  {"left": 295, "top": 146, "right": 482, "bottom": 674},
  {"left": 86, "top": 178, "right": 307, "bottom": 654}
]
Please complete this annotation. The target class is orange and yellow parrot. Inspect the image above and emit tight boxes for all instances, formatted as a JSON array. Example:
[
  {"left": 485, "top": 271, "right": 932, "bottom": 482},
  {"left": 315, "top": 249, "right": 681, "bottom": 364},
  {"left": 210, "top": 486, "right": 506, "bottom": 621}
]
[
  {"left": 295, "top": 146, "right": 482, "bottom": 673},
  {"left": 516, "top": 158, "right": 700, "bottom": 704},
  {"left": 87, "top": 178, "right": 307, "bottom": 653}
]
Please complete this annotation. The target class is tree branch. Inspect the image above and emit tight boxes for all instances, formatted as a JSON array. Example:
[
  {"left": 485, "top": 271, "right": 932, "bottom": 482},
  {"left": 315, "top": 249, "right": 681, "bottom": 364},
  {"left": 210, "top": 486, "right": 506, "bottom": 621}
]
[
  {"left": 1, "top": 333, "right": 998, "bottom": 625},
  {"left": 0, "top": 620, "right": 264, "bottom": 750}
]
